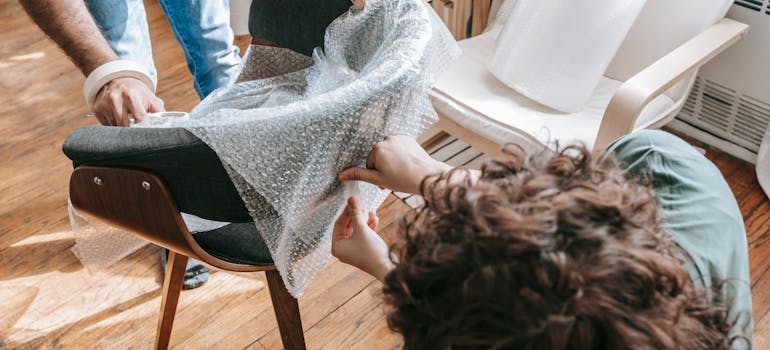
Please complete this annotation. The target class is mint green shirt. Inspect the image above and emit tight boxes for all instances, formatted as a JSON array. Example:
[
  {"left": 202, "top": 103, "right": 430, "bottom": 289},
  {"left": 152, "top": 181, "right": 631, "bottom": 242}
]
[{"left": 608, "top": 130, "right": 754, "bottom": 348}]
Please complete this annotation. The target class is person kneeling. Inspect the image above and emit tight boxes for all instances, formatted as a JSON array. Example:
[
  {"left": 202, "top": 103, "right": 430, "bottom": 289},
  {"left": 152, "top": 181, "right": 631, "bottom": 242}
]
[{"left": 332, "top": 130, "right": 753, "bottom": 349}]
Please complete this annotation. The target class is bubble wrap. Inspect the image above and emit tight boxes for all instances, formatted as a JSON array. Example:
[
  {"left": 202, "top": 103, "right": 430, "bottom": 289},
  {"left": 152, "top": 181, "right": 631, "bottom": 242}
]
[
  {"left": 137, "top": 0, "right": 459, "bottom": 297},
  {"left": 69, "top": 199, "right": 228, "bottom": 269},
  {"left": 68, "top": 199, "right": 148, "bottom": 270}
]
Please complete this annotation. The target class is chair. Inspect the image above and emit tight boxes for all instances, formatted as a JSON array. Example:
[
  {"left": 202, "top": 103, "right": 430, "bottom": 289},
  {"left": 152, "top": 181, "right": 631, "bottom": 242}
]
[
  {"left": 430, "top": 0, "right": 749, "bottom": 156},
  {"left": 68, "top": 164, "right": 301, "bottom": 350},
  {"left": 63, "top": 1, "right": 352, "bottom": 349}
]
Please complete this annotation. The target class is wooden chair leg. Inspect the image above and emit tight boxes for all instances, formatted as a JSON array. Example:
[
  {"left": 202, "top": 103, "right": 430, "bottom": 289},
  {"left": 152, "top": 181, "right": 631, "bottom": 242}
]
[
  {"left": 155, "top": 251, "right": 188, "bottom": 350},
  {"left": 266, "top": 269, "right": 306, "bottom": 350}
]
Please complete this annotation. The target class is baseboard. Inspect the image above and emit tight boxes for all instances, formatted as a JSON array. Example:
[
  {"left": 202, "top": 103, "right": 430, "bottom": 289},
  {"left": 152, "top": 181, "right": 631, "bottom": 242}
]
[{"left": 667, "top": 119, "right": 758, "bottom": 165}]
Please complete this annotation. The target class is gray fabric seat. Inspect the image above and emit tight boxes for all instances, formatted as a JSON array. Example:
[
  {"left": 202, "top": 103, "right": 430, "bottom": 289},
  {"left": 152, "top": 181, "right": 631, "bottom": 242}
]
[
  {"left": 63, "top": 126, "right": 273, "bottom": 265},
  {"left": 193, "top": 223, "right": 273, "bottom": 266},
  {"left": 62, "top": 0, "right": 352, "bottom": 265},
  {"left": 63, "top": 126, "right": 251, "bottom": 222}
]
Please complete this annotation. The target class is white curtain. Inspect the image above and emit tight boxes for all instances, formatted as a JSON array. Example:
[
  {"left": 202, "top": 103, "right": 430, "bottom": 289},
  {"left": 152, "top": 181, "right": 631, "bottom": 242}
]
[{"left": 487, "top": 0, "right": 647, "bottom": 113}]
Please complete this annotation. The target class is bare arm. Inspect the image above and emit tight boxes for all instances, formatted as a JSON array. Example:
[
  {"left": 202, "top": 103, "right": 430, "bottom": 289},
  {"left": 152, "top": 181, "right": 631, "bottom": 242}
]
[
  {"left": 19, "top": 0, "right": 164, "bottom": 126},
  {"left": 338, "top": 135, "right": 480, "bottom": 195},
  {"left": 19, "top": 0, "right": 117, "bottom": 76}
]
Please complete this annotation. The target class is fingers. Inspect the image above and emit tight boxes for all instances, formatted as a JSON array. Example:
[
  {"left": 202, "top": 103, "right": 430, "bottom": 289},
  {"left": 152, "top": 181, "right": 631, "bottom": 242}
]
[
  {"left": 94, "top": 113, "right": 112, "bottom": 127},
  {"left": 367, "top": 211, "right": 379, "bottom": 230},
  {"left": 335, "top": 196, "right": 369, "bottom": 239},
  {"left": 338, "top": 167, "right": 382, "bottom": 186},
  {"left": 97, "top": 87, "right": 130, "bottom": 126},
  {"left": 365, "top": 142, "right": 378, "bottom": 169},
  {"left": 92, "top": 89, "right": 117, "bottom": 126},
  {"left": 115, "top": 102, "right": 131, "bottom": 127},
  {"left": 105, "top": 88, "right": 127, "bottom": 126},
  {"left": 346, "top": 196, "right": 371, "bottom": 232},
  {"left": 333, "top": 207, "right": 352, "bottom": 239},
  {"left": 126, "top": 91, "right": 165, "bottom": 124},
  {"left": 91, "top": 77, "right": 163, "bottom": 127},
  {"left": 148, "top": 95, "right": 166, "bottom": 113},
  {"left": 128, "top": 94, "right": 147, "bottom": 124}
]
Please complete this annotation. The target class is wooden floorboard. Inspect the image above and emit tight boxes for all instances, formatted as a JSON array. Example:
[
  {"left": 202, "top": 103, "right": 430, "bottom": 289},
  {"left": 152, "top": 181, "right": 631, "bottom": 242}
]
[{"left": 0, "top": 0, "right": 768, "bottom": 349}]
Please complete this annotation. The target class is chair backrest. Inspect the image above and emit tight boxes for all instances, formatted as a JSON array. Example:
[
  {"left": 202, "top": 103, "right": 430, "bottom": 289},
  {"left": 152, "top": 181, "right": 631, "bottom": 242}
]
[
  {"left": 487, "top": 0, "right": 732, "bottom": 100},
  {"left": 248, "top": 0, "right": 351, "bottom": 56},
  {"left": 605, "top": 0, "right": 732, "bottom": 82}
]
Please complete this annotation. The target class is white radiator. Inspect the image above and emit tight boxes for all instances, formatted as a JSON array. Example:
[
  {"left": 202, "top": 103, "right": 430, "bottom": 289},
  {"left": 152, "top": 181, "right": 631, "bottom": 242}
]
[{"left": 670, "top": 1, "right": 770, "bottom": 164}]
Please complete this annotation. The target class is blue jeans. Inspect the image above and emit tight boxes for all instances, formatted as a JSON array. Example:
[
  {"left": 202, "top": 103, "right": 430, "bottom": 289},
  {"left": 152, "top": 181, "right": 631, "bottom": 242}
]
[{"left": 85, "top": 0, "right": 241, "bottom": 98}]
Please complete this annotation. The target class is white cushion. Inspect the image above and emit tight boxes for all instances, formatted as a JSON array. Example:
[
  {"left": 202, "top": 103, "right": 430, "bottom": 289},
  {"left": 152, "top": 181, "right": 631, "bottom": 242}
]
[{"left": 431, "top": 33, "right": 676, "bottom": 150}]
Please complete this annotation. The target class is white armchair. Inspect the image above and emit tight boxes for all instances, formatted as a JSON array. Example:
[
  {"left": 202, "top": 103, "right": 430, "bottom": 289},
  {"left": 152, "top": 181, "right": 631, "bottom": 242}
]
[{"left": 430, "top": 0, "right": 749, "bottom": 156}]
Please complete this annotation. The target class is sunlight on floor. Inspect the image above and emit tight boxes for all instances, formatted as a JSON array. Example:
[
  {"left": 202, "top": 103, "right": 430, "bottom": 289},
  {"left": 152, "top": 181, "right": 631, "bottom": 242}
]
[
  {"left": 84, "top": 273, "right": 264, "bottom": 333},
  {"left": 10, "top": 230, "right": 74, "bottom": 247},
  {"left": 9, "top": 52, "right": 45, "bottom": 61},
  {"left": 1, "top": 246, "right": 266, "bottom": 346},
  {"left": 0, "top": 51, "right": 47, "bottom": 70}
]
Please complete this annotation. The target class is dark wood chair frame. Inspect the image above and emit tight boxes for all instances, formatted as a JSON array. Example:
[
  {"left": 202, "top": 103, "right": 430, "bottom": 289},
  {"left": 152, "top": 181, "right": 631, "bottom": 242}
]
[{"left": 69, "top": 165, "right": 305, "bottom": 350}]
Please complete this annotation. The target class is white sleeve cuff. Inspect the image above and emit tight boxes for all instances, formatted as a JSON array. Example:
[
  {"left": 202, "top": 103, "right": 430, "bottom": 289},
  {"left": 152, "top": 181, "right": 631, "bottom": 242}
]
[{"left": 83, "top": 60, "right": 156, "bottom": 110}]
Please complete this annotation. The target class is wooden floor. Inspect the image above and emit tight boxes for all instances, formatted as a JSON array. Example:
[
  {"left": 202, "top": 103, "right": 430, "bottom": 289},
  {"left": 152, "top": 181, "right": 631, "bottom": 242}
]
[{"left": 0, "top": 1, "right": 768, "bottom": 349}]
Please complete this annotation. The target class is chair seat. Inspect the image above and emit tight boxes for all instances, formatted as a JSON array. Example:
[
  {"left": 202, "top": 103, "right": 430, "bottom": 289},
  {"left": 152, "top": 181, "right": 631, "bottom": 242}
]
[
  {"left": 63, "top": 126, "right": 253, "bottom": 223},
  {"left": 193, "top": 223, "right": 273, "bottom": 266},
  {"left": 430, "top": 33, "right": 677, "bottom": 150},
  {"left": 63, "top": 126, "right": 276, "bottom": 266}
]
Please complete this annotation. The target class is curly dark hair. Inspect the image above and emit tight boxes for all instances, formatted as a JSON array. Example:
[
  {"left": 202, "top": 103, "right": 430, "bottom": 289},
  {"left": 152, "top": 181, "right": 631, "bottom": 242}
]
[{"left": 383, "top": 144, "right": 736, "bottom": 350}]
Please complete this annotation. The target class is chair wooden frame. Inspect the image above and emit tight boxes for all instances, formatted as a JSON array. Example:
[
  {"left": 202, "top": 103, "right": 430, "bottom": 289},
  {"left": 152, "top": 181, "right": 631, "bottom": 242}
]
[{"left": 69, "top": 166, "right": 305, "bottom": 350}]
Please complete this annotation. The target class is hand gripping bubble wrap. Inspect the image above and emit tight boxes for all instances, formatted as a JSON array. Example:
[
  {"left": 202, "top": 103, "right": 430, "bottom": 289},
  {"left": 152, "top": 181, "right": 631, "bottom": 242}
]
[{"left": 135, "top": 0, "right": 460, "bottom": 297}]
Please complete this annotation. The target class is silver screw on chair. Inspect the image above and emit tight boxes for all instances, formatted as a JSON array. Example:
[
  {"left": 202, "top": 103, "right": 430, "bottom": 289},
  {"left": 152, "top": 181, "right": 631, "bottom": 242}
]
[
  {"left": 93, "top": 177, "right": 103, "bottom": 186},
  {"left": 142, "top": 181, "right": 151, "bottom": 190}
]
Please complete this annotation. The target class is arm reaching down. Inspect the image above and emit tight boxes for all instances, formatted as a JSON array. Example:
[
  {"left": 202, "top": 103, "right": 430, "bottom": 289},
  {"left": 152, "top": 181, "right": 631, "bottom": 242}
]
[
  {"left": 19, "top": 0, "right": 116, "bottom": 75},
  {"left": 19, "top": 0, "right": 164, "bottom": 126}
]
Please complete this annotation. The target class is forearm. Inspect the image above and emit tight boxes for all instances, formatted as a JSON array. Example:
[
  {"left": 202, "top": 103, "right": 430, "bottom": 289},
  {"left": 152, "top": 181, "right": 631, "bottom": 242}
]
[
  {"left": 450, "top": 164, "right": 481, "bottom": 184},
  {"left": 339, "top": 136, "right": 483, "bottom": 194},
  {"left": 20, "top": 0, "right": 118, "bottom": 75},
  {"left": 367, "top": 258, "right": 395, "bottom": 283},
  {"left": 428, "top": 161, "right": 481, "bottom": 190},
  {"left": 379, "top": 160, "right": 480, "bottom": 196}
]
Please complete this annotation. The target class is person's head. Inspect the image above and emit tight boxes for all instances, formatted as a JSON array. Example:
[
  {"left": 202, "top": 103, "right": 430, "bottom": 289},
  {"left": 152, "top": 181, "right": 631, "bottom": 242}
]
[{"left": 383, "top": 145, "right": 734, "bottom": 350}]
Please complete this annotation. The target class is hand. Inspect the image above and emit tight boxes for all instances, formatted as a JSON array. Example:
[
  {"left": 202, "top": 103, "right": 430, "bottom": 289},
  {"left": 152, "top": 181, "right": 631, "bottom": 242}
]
[
  {"left": 332, "top": 196, "right": 392, "bottom": 282},
  {"left": 92, "top": 77, "right": 165, "bottom": 126},
  {"left": 338, "top": 135, "right": 451, "bottom": 195},
  {"left": 351, "top": 0, "right": 364, "bottom": 10}
]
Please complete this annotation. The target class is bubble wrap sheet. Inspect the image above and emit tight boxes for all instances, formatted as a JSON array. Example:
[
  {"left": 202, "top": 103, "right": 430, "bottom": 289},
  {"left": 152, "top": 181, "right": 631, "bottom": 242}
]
[
  {"left": 137, "top": 0, "right": 458, "bottom": 296},
  {"left": 69, "top": 201, "right": 228, "bottom": 270}
]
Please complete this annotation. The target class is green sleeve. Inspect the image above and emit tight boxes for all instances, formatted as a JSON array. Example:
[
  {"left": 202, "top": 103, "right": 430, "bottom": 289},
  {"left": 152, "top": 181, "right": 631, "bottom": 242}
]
[{"left": 607, "top": 130, "right": 753, "bottom": 348}]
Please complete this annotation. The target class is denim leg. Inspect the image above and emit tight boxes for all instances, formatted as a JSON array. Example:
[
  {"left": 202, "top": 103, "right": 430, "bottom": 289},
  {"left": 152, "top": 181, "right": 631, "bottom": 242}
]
[
  {"left": 158, "top": 0, "right": 241, "bottom": 98},
  {"left": 84, "top": 0, "right": 158, "bottom": 85}
]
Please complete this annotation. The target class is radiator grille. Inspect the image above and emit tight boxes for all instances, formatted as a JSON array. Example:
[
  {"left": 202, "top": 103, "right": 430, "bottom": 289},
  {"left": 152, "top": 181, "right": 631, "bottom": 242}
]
[
  {"left": 733, "top": 0, "right": 770, "bottom": 15},
  {"left": 678, "top": 77, "right": 770, "bottom": 153}
]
